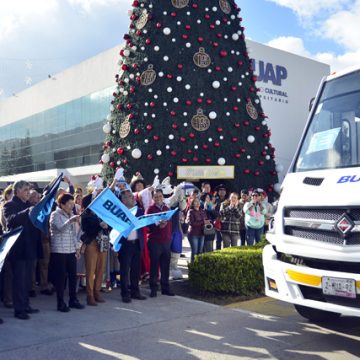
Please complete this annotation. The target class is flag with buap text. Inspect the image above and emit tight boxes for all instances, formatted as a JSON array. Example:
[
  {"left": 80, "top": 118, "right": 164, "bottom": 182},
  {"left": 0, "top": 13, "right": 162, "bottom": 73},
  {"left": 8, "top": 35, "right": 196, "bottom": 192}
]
[
  {"left": 0, "top": 227, "right": 23, "bottom": 272},
  {"left": 109, "top": 207, "right": 178, "bottom": 252},
  {"left": 29, "top": 173, "right": 63, "bottom": 235},
  {"left": 88, "top": 187, "right": 137, "bottom": 240},
  {"left": 88, "top": 188, "right": 178, "bottom": 251}
]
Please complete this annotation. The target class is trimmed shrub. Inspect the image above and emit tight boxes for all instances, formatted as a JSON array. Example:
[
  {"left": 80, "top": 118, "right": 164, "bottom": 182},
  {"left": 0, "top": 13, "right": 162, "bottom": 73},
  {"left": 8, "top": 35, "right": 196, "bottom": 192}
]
[{"left": 188, "top": 242, "right": 266, "bottom": 295}]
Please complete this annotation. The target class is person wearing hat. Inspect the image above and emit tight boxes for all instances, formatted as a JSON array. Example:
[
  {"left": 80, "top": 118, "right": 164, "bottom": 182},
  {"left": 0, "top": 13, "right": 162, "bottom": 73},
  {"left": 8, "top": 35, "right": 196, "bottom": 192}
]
[{"left": 243, "top": 191, "right": 267, "bottom": 246}]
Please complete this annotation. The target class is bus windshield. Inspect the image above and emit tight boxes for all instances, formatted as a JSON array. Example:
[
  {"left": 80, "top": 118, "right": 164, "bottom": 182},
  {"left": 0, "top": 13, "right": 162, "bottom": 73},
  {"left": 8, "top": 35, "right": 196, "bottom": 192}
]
[{"left": 294, "top": 70, "right": 360, "bottom": 172}]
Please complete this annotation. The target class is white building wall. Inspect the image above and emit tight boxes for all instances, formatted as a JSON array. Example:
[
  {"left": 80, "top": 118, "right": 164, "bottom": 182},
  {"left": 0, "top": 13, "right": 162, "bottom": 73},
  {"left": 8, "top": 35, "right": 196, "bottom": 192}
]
[{"left": 0, "top": 45, "right": 121, "bottom": 126}]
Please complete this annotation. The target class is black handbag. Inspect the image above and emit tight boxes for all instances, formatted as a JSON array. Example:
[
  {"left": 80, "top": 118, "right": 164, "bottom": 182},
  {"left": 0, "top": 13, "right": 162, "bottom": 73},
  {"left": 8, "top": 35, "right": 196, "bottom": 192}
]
[{"left": 203, "top": 223, "right": 215, "bottom": 236}]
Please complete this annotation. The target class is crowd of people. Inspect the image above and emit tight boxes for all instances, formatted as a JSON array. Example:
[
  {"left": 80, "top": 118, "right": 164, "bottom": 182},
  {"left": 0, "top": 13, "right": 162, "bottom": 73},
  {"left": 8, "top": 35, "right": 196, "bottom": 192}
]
[{"left": 0, "top": 174, "right": 277, "bottom": 324}]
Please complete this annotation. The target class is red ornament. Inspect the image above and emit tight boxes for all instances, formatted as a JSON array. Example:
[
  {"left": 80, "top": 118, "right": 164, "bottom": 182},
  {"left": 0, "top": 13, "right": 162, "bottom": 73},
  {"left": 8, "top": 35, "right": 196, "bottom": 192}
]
[
  {"left": 219, "top": 50, "right": 228, "bottom": 57},
  {"left": 129, "top": 87, "right": 135, "bottom": 93},
  {"left": 171, "top": 123, "right": 178, "bottom": 129},
  {"left": 231, "top": 86, "right": 237, "bottom": 91},
  {"left": 197, "top": 37, "right": 204, "bottom": 43},
  {"left": 134, "top": 128, "right": 140, "bottom": 134},
  {"left": 209, "top": 24, "right": 215, "bottom": 29},
  {"left": 217, "top": 33, "right": 222, "bottom": 38},
  {"left": 255, "top": 126, "right": 261, "bottom": 131},
  {"left": 116, "top": 104, "right": 122, "bottom": 110},
  {"left": 258, "top": 161, "right": 264, "bottom": 165},
  {"left": 156, "top": 22, "right": 162, "bottom": 28},
  {"left": 149, "top": 101, "right": 155, "bottom": 108},
  {"left": 181, "top": 158, "right": 188, "bottom": 163},
  {"left": 197, "top": 98, "right": 203, "bottom": 104},
  {"left": 132, "top": 1, "right": 139, "bottom": 7},
  {"left": 153, "top": 135, "right": 159, "bottom": 141},
  {"left": 237, "top": 60, "right": 243, "bottom": 66},
  {"left": 147, "top": 154, "right": 153, "bottom": 160},
  {"left": 254, "top": 171, "right": 260, "bottom": 176},
  {"left": 203, "top": 144, "right": 208, "bottom": 149},
  {"left": 136, "top": 30, "right": 141, "bottom": 36},
  {"left": 171, "top": 151, "right": 177, "bottom": 157},
  {"left": 235, "top": 153, "right": 241, "bottom": 159},
  {"left": 117, "top": 147, "right": 124, "bottom": 155},
  {"left": 168, "top": 171, "right": 174, "bottom": 177},
  {"left": 128, "top": 113, "right": 134, "bottom": 119},
  {"left": 170, "top": 11, "right": 176, "bottom": 17},
  {"left": 187, "top": 149, "right": 192, "bottom": 154},
  {"left": 214, "top": 142, "right": 220, "bottom": 147},
  {"left": 215, "top": 66, "right": 221, "bottom": 71},
  {"left": 192, "top": 3, "right": 198, "bottom": 8},
  {"left": 146, "top": 124, "right": 153, "bottom": 131},
  {"left": 170, "top": 111, "right": 176, "bottom": 116},
  {"left": 206, "top": 99, "right": 212, "bottom": 104},
  {"left": 167, "top": 74, "right": 173, "bottom": 79},
  {"left": 193, "top": 156, "right": 199, "bottom": 162},
  {"left": 233, "top": 106, "right": 239, "bottom": 111},
  {"left": 121, "top": 64, "right": 128, "bottom": 71},
  {"left": 189, "top": 132, "right": 195, "bottom": 139},
  {"left": 204, "top": 14, "right": 210, "bottom": 20},
  {"left": 123, "top": 159, "right": 128, "bottom": 165},
  {"left": 234, "top": 123, "right": 240, "bottom": 128},
  {"left": 110, "top": 162, "right": 115, "bottom": 168},
  {"left": 182, "top": 34, "right": 189, "bottom": 40},
  {"left": 185, "top": 25, "right": 191, "bottom": 30},
  {"left": 127, "top": 103, "right": 133, "bottom": 110},
  {"left": 145, "top": 38, "right": 151, "bottom": 45},
  {"left": 180, "top": 137, "right": 186, "bottom": 142},
  {"left": 243, "top": 169, "right": 251, "bottom": 174},
  {"left": 177, "top": 64, "right": 183, "bottom": 70},
  {"left": 186, "top": 100, "right": 192, "bottom": 106},
  {"left": 135, "top": 76, "right": 141, "bottom": 82},
  {"left": 217, "top": 127, "right": 223, "bottom": 133},
  {"left": 205, "top": 158, "right": 211, "bottom": 164},
  {"left": 132, "top": 63, "right": 138, "bottom": 69},
  {"left": 231, "top": 137, "right": 238, "bottom": 142},
  {"left": 240, "top": 148, "right": 246, "bottom": 153},
  {"left": 243, "top": 120, "right": 250, "bottom": 126},
  {"left": 213, "top": 42, "right": 219, "bottom": 48}
]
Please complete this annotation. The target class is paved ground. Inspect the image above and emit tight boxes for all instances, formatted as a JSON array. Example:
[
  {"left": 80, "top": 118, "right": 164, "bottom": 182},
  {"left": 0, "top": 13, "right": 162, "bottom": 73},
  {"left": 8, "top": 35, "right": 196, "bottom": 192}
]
[
  {"left": 1, "top": 288, "right": 360, "bottom": 360},
  {"left": 1, "top": 243, "right": 360, "bottom": 359}
]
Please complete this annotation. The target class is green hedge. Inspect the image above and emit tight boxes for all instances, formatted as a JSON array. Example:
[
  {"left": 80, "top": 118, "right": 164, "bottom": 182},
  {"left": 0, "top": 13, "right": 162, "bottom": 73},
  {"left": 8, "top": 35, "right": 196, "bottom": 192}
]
[{"left": 188, "top": 241, "right": 267, "bottom": 295}]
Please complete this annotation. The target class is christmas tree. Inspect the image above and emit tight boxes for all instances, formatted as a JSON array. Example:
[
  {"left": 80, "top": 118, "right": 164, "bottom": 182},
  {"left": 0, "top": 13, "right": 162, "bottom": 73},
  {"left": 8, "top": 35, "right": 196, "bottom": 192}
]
[{"left": 102, "top": 0, "right": 278, "bottom": 195}]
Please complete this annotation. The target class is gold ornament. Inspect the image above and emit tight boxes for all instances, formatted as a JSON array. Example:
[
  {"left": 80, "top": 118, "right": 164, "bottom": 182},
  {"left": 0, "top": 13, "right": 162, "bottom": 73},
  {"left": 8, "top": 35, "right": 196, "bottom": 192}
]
[
  {"left": 119, "top": 115, "right": 131, "bottom": 138},
  {"left": 219, "top": 0, "right": 231, "bottom": 14},
  {"left": 171, "top": 0, "right": 189, "bottom": 9},
  {"left": 136, "top": 10, "right": 148, "bottom": 30},
  {"left": 191, "top": 109, "right": 211, "bottom": 132},
  {"left": 140, "top": 64, "right": 156, "bottom": 86},
  {"left": 246, "top": 100, "right": 259, "bottom": 120},
  {"left": 193, "top": 48, "right": 211, "bottom": 68}
]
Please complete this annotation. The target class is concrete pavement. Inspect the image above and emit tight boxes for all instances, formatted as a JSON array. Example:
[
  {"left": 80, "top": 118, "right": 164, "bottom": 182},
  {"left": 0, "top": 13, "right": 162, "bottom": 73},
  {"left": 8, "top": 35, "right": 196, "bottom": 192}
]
[{"left": 1, "top": 286, "right": 360, "bottom": 360}]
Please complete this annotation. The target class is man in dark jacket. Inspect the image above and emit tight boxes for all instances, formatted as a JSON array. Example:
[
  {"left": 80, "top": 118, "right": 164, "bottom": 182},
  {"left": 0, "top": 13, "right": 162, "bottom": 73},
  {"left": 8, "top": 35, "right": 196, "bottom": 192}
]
[
  {"left": 118, "top": 190, "right": 146, "bottom": 303},
  {"left": 4, "top": 180, "right": 42, "bottom": 320}
]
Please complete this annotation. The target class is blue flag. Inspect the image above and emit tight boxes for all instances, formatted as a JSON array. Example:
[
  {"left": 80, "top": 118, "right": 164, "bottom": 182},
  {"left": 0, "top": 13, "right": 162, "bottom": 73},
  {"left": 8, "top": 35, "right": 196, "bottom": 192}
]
[
  {"left": 0, "top": 227, "right": 23, "bottom": 272},
  {"left": 109, "top": 208, "right": 178, "bottom": 251},
  {"left": 88, "top": 188, "right": 137, "bottom": 234},
  {"left": 29, "top": 173, "right": 63, "bottom": 235}
]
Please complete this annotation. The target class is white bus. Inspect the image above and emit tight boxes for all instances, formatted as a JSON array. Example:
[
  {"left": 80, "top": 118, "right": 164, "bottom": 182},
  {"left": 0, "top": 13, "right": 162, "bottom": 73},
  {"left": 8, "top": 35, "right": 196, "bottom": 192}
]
[{"left": 263, "top": 65, "right": 360, "bottom": 321}]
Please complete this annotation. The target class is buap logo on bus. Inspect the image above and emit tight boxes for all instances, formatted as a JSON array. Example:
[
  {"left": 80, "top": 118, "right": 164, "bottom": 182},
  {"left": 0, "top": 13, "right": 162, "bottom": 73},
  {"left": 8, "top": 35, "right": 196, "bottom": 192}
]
[{"left": 337, "top": 175, "right": 360, "bottom": 183}]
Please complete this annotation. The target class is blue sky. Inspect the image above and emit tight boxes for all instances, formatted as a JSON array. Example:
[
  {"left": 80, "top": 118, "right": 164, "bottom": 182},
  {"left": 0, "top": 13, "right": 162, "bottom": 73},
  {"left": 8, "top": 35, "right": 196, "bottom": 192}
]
[{"left": 0, "top": 0, "right": 359, "bottom": 99}]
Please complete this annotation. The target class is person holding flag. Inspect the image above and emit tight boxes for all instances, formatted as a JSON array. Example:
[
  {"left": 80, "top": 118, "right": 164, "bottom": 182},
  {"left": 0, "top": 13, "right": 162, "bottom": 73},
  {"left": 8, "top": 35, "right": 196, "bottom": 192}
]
[
  {"left": 3, "top": 180, "right": 42, "bottom": 320},
  {"left": 146, "top": 189, "right": 175, "bottom": 298},
  {"left": 117, "top": 189, "right": 147, "bottom": 303}
]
